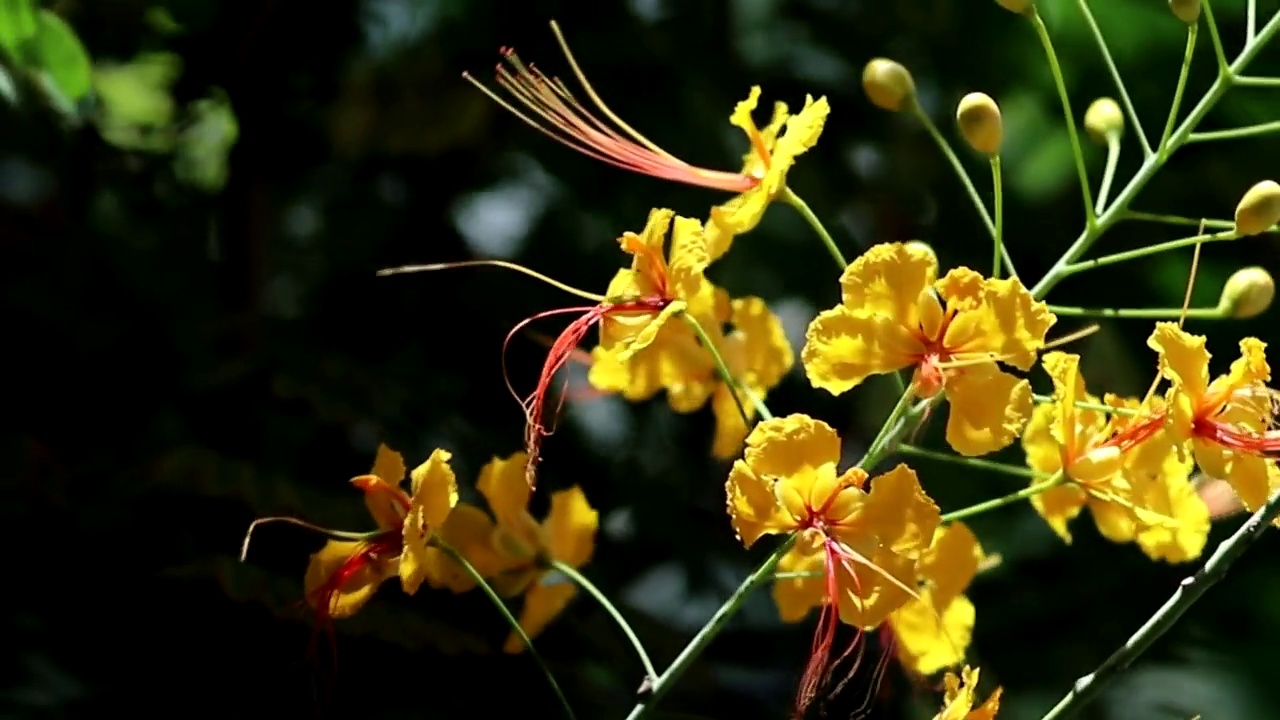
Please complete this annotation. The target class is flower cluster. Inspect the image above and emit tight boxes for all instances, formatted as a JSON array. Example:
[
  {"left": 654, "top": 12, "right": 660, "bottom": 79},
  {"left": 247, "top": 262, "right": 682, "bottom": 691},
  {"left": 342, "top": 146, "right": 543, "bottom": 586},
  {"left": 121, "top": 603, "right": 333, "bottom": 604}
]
[{"left": 242, "top": 4, "right": 1280, "bottom": 717}]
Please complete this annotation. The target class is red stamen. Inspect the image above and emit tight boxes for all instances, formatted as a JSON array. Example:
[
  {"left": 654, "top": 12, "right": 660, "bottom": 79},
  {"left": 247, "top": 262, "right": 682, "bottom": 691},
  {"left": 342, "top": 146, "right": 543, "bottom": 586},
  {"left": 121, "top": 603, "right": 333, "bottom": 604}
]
[
  {"left": 1102, "top": 411, "right": 1167, "bottom": 453},
  {"left": 465, "top": 49, "right": 758, "bottom": 193},
  {"left": 503, "top": 298, "right": 669, "bottom": 489},
  {"left": 1195, "top": 417, "right": 1280, "bottom": 457},
  {"left": 306, "top": 532, "right": 402, "bottom": 669}
]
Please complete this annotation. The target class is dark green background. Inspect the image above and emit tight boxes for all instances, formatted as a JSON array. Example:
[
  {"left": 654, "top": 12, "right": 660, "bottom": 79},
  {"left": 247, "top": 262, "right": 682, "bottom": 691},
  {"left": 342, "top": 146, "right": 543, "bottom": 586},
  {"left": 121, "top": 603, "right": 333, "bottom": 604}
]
[{"left": 5, "top": 0, "right": 1280, "bottom": 718}]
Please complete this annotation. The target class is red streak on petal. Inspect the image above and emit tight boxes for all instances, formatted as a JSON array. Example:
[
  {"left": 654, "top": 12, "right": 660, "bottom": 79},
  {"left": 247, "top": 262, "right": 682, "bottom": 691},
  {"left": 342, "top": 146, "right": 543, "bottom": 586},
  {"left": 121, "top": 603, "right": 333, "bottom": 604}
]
[{"left": 306, "top": 532, "right": 402, "bottom": 672}]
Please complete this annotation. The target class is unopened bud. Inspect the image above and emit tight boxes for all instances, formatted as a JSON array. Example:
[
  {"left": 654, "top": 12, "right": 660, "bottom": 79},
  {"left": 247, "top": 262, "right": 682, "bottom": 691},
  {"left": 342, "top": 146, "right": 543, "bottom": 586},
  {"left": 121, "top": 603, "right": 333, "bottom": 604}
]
[
  {"left": 862, "top": 58, "right": 916, "bottom": 112},
  {"left": 1169, "top": 0, "right": 1201, "bottom": 24},
  {"left": 1219, "top": 266, "right": 1275, "bottom": 319},
  {"left": 1234, "top": 180, "right": 1280, "bottom": 236},
  {"left": 1084, "top": 98, "right": 1124, "bottom": 145},
  {"left": 995, "top": 0, "right": 1034, "bottom": 14},
  {"left": 956, "top": 92, "right": 1003, "bottom": 154}
]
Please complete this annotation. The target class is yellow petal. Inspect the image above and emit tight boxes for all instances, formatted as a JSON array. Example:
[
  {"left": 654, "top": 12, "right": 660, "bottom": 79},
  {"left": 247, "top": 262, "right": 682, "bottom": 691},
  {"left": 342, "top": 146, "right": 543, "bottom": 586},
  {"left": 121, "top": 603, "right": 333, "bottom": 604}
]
[
  {"left": 1217, "top": 336, "right": 1271, "bottom": 390},
  {"left": 726, "top": 459, "right": 794, "bottom": 547},
  {"left": 742, "top": 98, "right": 790, "bottom": 175},
  {"left": 935, "top": 665, "right": 1002, "bottom": 720},
  {"left": 729, "top": 296, "right": 795, "bottom": 390},
  {"left": 1021, "top": 404, "right": 1065, "bottom": 476},
  {"left": 432, "top": 503, "right": 506, "bottom": 592},
  {"left": 353, "top": 473, "right": 410, "bottom": 531},
  {"left": 1031, "top": 482, "right": 1087, "bottom": 543},
  {"left": 668, "top": 216, "right": 711, "bottom": 301},
  {"left": 620, "top": 207, "right": 675, "bottom": 271},
  {"left": 728, "top": 85, "right": 764, "bottom": 139},
  {"left": 845, "top": 463, "right": 940, "bottom": 557},
  {"left": 833, "top": 539, "right": 918, "bottom": 629},
  {"left": 408, "top": 448, "right": 458, "bottom": 530},
  {"left": 919, "top": 523, "right": 984, "bottom": 609},
  {"left": 543, "top": 486, "right": 599, "bottom": 568},
  {"left": 477, "top": 452, "right": 531, "bottom": 529},
  {"left": 711, "top": 384, "right": 754, "bottom": 460},
  {"left": 1040, "top": 351, "right": 1102, "bottom": 454},
  {"left": 972, "top": 276, "right": 1055, "bottom": 370},
  {"left": 708, "top": 185, "right": 770, "bottom": 241},
  {"left": 934, "top": 267, "right": 987, "bottom": 313},
  {"left": 303, "top": 539, "right": 397, "bottom": 620},
  {"left": 588, "top": 342, "right": 664, "bottom": 402},
  {"left": 615, "top": 300, "right": 688, "bottom": 362},
  {"left": 503, "top": 578, "right": 577, "bottom": 654},
  {"left": 371, "top": 443, "right": 407, "bottom": 485},
  {"left": 1195, "top": 441, "right": 1273, "bottom": 513},
  {"left": 891, "top": 591, "right": 975, "bottom": 676},
  {"left": 772, "top": 532, "right": 827, "bottom": 622},
  {"left": 1086, "top": 489, "right": 1138, "bottom": 544},
  {"left": 771, "top": 95, "right": 830, "bottom": 168},
  {"left": 1147, "top": 322, "right": 1211, "bottom": 400},
  {"left": 943, "top": 364, "right": 1032, "bottom": 456},
  {"left": 400, "top": 507, "right": 432, "bottom": 595},
  {"left": 742, "top": 413, "right": 842, "bottom": 480},
  {"left": 840, "top": 241, "right": 938, "bottom": 325},
  {"left": 802, "top": 305, "right": 919, "bottom": 395}
]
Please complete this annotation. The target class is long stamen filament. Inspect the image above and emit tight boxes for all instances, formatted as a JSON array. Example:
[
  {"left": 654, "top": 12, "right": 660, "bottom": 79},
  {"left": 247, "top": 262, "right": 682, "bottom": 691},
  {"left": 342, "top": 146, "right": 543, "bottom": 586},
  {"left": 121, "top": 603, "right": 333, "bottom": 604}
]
[
  {"left": 378, "top": 260, "right": 607, "bottom": 303},
  {"left": 240, "top": 517, "right": 383, "bottom": 562}
]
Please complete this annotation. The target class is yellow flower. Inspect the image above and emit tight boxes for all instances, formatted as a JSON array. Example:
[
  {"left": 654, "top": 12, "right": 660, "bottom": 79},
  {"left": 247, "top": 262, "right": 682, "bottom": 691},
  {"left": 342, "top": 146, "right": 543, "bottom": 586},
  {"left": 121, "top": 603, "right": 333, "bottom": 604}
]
[
  {"left": 704, "top": 86, "right": 832, "bottom": 261},
  {"left": 303, "top": 443, "right": 459, "bottom": 620},
  {"left": 1147, "top": 322, "right": 1279, "bottom": 513},
  {"left": 803, "top": 242, "right": 1056, "bottom": 456},
  {"left": 935, "top": 666, "right": 1002, "bottom": 720},
  {"left": 439, "top": 452, "right": 598, "bottom": 653},
  {"left": 1021, "top": 352, "right": 1144, "bottom": 544},
  {"left": 889, "top": 523, "right": 984, "bottom": 676},
  {"left": 726, "top": 414, "right": 940, "bottom": 629},
  {"left": 1110, "top": 394, "right": 1211, "bottom": 563}
]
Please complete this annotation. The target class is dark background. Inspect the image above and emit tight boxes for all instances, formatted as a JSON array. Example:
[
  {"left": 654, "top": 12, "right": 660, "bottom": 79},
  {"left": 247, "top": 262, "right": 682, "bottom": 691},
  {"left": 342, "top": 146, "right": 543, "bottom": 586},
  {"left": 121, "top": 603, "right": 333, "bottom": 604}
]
[{"left": 5, "top": 0, "right": 1280, "bottom": 718}]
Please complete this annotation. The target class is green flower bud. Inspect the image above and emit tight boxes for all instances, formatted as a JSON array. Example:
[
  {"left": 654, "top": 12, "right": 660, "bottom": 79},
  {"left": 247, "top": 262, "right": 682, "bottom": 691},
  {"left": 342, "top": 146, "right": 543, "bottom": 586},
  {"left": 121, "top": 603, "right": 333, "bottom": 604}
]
[
  {"left": 1169, "top": 0, "right": 1201, "bottom": 24},
  {"left": 1084, "top": 97, "right": 1124, "bottom": 145},
  {"left": 862, "top": 58, "right": 916, "bottom": 112},
  {"left": 956, "top": 92, "right": 1003, "bottom": 155},
  {"left": 995, "top": 0, "right": 1034, "bottom": 14},
  {"left": 1234, "top": 180, "right": 1280, "bottom": 236},
  {"left": 1218, "top": 266, "right": 1275, "bottom": 319}
]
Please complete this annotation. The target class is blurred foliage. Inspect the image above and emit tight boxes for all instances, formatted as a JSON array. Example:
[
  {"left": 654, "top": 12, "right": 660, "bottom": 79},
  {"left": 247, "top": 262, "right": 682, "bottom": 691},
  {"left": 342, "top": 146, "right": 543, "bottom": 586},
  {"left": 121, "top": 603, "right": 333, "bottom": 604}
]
[{"left": 4, "top": 0, "right": 1280, "bottom": 718}]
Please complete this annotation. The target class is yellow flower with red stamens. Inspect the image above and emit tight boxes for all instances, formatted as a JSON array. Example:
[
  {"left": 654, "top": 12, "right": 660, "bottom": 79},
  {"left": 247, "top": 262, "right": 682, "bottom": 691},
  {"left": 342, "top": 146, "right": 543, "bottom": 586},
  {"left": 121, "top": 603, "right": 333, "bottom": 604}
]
[
  {"left": 726, "top": 414, "right": 939, "bottom": 693},
  {"left": 704, "top": 86, "right": 831, "bottom": 261},
  {"left": 934, "top": 666, "right": 1002, "bottom": 720},
  {"left": 437, "top": 452, "right": 598, "bottom": 653},
  {"left": 888, "top": 523, "right": 984, "bottom": 676},
  {"left": 303, "top": 444, "right": 459, "bottom": 622},
  {"left": 1107, "top": 394, "right": 1211, "bottom": 563},
  {"left": 803, "top": 242, "right": 1056, "bottom": 456},
  {"left": 1147, "top": 322, "right": 1280, "bottom": 514},
  {"left": 465, "top": 24, "right": 828, "bottom": 264}
]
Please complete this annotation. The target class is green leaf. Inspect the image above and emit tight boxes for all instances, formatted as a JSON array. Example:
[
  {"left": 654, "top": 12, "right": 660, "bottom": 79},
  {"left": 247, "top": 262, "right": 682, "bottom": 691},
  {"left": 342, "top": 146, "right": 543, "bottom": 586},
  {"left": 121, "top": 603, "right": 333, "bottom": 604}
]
[
  {"left": 0, "top": 0, "right": 38, "bottom": 60},
  {"left": 91, "top": 52, "right": 182, "bottom": 152},
  {"left": 173, "top": 88, "right": 240, "bottom": 192},
  {"left": 30, "top": 9, "right": 92, "bottom": 102}
]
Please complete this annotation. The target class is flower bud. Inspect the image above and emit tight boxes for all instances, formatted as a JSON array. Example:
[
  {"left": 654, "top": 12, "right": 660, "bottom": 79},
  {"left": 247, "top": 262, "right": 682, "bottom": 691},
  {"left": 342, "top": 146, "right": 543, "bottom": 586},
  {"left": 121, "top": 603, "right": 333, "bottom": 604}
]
[
  {"left": 995, "top": 0, "right": 1034, "bottom": 14},
  {"left": 1234, "top": 180, "right": 1280, "bottom": 236},
  {"left": 1169, "top": 0, "right": 1201, "bottom": 24},
  {"left": 956, "top": 92, "right": 1003, "bottom": 154},
  {"left": 1084, "top": 98, "right": 1123, "bottom": 145},
  {"left": 862, "top": 58, "right": 915, "bottom": 112},
  {"left": 1218, "top": 266, "right": 1275, "bottom": 319}
]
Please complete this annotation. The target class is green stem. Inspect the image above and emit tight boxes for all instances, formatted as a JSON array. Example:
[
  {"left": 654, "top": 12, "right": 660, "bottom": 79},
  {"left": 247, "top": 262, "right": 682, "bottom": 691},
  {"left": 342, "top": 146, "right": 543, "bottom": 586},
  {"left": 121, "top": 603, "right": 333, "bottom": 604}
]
[
  {"left": 550, "top": 560, "right": 658, "bottom": 684},
  {"left": 1045, "top": 305, "right": 1225, "bottom": 320},
  {"left": 1202, "top": 0, "right": 1231, "bottom": 74},
  {"left": 1233, "top": 75, "right": 1280, "bottom": 87},
  {"left": 623, "top": 534, "right": 798, "bottom": 720},
  {"left": 1061, "top": 230, "right": 1236, "bottom": 274},
  {"left": 680, "top": 311, "right": 770, "bottom": 424},
  {"left": 939, "top": 471, "right": 1066, "bottom": 523},
  {"left": 1121, "top": 211, "right": 1239, "bottom": 230},
  {"left": 1040, "top": 484, "right": 1280, "bottom": 720},
  {"left": 1030, "top": 10, "right": 1280, "bottom": 300},
  {"left": 898, "top": 443, "right": 1047, "bottom": 480},
  {"left": 436, "top": 540, "right": 576, "bottom": 720},
  {"left": 1029, "top": 7, "right": 1095, "bottom": 225},
  {"left": 1160, "top": 25, "right": 1198, "bottom": 155},
  {"left": 911, "top": 99, "right": 1019, "bottom": 278},
  {"left": 781, "top": 186, "right": 847, "bottom": 268},
  {"left": 1248, "top": 0, "right": 1258, "bottom": 42},
  {"left": 1187, "top": 119, "right": 1280, "bottom": 143},
  {"left": 1095, "top": 135, "right": 1121, "bottom": 214},
  {"left": 858, "top": 389, "right": 923, "bottom": 469},
  {"left": 991, "top": 155, "right": 1005, "bottom": 278},
  {"left": 773, "top": 571, "right": 825, "bottom": 580},
  {"left": 1076, "top": 0, "right": 1152, "bottom": 157}
]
